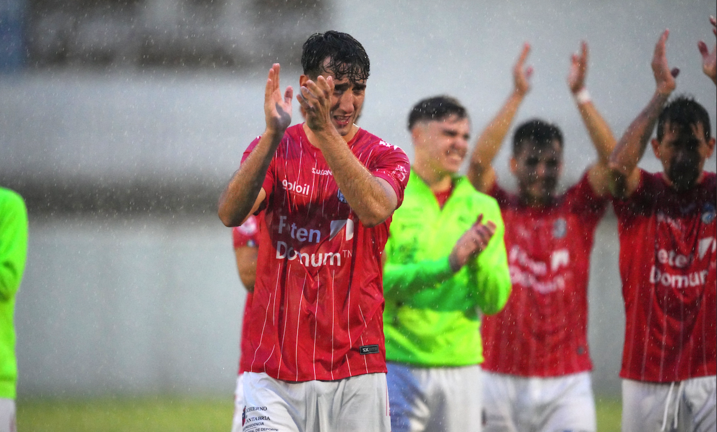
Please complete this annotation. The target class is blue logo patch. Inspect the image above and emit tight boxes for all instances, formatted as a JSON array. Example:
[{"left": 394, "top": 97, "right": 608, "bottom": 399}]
[
  {"left": 553, "top": 218, "right": 567, "bottom": 239},
  {"left": 703, "top": 203, "right": 715, "bottom": 224}
]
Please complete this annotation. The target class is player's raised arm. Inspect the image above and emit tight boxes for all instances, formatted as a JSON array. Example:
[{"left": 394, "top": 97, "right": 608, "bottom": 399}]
[
  {"left": 467, "top": 43, "right": 533, "bottom": 193},
  {"left": 568, "top": 41, "right": 617, "bottom": 196},
  {"left": 608, "top": 31, "right": 679, "bottom": 198},
  {"left": 698, "top": 16, "right": 716, "bottom": 85},
  {"left": 218, "top": 64, "right": 293, "bottom": 227},
  {"left": 299, "top": 75, "right": 399, "bottom": 227}
]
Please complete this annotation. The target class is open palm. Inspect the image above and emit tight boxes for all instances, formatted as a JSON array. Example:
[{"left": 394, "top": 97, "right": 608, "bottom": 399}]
[{"left": 264, "top": 64, "right": 293, "bottom": 133}]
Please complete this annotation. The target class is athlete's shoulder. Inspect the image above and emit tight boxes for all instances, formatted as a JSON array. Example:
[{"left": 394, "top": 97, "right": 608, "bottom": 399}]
[
  {"left": 355, "top": 128, "right": 407, "bottom": 155},
  {"left": 0, "top": 187, "right": 26, "bottom": 212}
]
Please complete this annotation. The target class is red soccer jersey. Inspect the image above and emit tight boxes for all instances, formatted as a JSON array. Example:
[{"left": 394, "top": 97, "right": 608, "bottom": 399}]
[
  {"left": 240, "top": 124, "right": 409, "bottom": 382},
  {"left": 481, "top": 173, "right": 608, "bottom": 377},
  {"left": 613, "top": 170, "right": 716, "bottom": 383},
  {"left": 233, "top": 215, "right": 260, "bottom": 374}
]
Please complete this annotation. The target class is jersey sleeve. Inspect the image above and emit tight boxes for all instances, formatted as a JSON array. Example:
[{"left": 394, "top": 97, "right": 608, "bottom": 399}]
[
  {"left": 368, "top": 143, "right": 411, "bottom": 209},
  {"left": 565, "top": 171, "right": 609, "bottom": 228},
  {"left": 0, "top": 190, "right": 28, "bottom": 301},
  {"left": 232, "top": 215, "right": 260, "bottom": 249},
  {"left": 611, "top": 169, "right": 653, "bottom": 221},
  {"left": 468, "top": 197, "right": 511, "bottom": 315},
  {"left": 383, "top": 252, "right": 456, "bottom": 302},
  {"left": 241, "top": 135, "right": 276, "bottom": 199}
]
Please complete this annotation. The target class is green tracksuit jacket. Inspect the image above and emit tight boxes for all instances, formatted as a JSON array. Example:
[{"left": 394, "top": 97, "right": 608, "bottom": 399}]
[
  {"left": 0, "top": 188, "right": 28, "bottom": 399},
  {"left": 383, "top": 170, "right": 511, "bottom": 367}
]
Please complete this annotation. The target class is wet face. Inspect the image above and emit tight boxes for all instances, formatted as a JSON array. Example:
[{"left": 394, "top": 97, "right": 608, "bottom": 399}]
[
  {"left": 412, "top": 115, "right": 471, "bottom": 177},
  {"left": 511, "top": 139, "right": 563, "bottom": 206},
  {"left": 652, "top": 121, "right": 715, "bottom": 192},
  {"left": 302, "top": 59, "right": 366, "bottom": 139}
]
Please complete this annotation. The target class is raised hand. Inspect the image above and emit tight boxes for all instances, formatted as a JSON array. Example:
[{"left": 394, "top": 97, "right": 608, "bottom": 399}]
[
  {"left": 297, "top": 75, "right": 335, "bottom": 135},
  {"left": 264, "top": 64, "right": 293, "bottom": 134},
  {"left": 651, "top": 30, "right": 679, "bottom": 96},
  {"left": 697, "top": 16, "right": 716, "bottom": 84},
  {"left": 568, "top": 41, "right": 589, "bottom": 94},
  {"left": 513, "top": 43, "right": 534, "bottom": 97},
  {"left": 448, "top": 215, "right": 497, "bottom": 272}
]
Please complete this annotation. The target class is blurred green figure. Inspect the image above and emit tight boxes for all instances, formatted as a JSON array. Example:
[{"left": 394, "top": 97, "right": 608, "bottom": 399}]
[{"left": 0, "top": 188, "right": 28, "bottom": 432}]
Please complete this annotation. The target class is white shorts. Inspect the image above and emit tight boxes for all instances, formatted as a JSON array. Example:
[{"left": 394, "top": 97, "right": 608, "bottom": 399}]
[
  {"left": 0, "top": 399, "right": 15, "bottom": 432},
  {"left": 242, "top": 371, "right": 390, "bottom": 432},
  {"left": 387, "top": 362, "right": 483, "bottom": 432},
  {"left": 622, "top": 376, "right": 716, "bottom": 432},
  {"left": 482, "top": 371, "right": 595, "bottom": 432},
  {"left": 231, "top": 373, "right": 245, "bottom": 432}
]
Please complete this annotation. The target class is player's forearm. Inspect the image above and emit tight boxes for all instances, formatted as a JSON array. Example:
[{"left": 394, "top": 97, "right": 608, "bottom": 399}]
[
  {"left": 576, "top": 99, "right": 617, "bottom": 166},
  {"left": 384, "top": 258, "right": 455, "bottom": 300},
  {"left": 609, "top": 91, "right": 668, "bottom": 178},
  {"left": 468, "top": 91, "right": 524, "bottom": 188},
  {"left": 315, "top": 133, "right": 396, "bottom": 227},
  {"left": 218, "top": 132, "right": 281, "bottom": 227}
]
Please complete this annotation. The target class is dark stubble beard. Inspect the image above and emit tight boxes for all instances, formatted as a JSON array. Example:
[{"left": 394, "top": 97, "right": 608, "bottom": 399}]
[{"left": 668, "top": 151, "right": 700, "bottom": 192}]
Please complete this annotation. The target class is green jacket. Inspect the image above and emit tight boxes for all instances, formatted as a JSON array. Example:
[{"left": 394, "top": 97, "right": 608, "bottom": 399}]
[
  {"left": 0, "top": 188, "right": 28, "bottom": 399},
  {"left": 383, "top": 170, "right": 511, "bottom": 367}
]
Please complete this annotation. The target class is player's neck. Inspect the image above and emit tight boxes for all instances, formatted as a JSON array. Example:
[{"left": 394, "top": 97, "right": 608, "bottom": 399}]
[{"left": 412, "top": 164, "right": 453, "bottom": 193}]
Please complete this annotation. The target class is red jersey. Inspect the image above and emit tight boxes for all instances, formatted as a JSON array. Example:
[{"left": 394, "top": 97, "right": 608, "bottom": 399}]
[
  {"left": 233, "top": 215, "right": 260, "bottom": 374},
  {"left": 241, "top": 124, "right": 409, "bottom": 382},
  {"left": 481, "top": 173, "right": 608, "bottom": 377},
  {"left": 613, "top": 170, "right": 716, "bottom": 383}
]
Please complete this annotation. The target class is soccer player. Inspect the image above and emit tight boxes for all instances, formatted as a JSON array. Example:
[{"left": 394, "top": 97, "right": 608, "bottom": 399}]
[
  {"left": 229, "top": 215, "right": 259, "bottom": 432},
  {"left": 217, "top": 31, "right": 410, "bottom": 432},
  {"left": 607, "top": 28, "right": 716, "bottom": 432},
  {"left": 0, "top": 187, "right": 28, "bottom": 432},
  {"left": 468, "top": 42, "right": 617, "bottom": 432},
  {"left": 382, "top": 96, "right": 512, "bottom": 432}
]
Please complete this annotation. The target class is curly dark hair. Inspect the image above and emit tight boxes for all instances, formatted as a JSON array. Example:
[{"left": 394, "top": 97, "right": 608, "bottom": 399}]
[
  {"left": 407, "top": 95, "right": 468, "bottom": 130},
  {"left": 657, "top": 95, "right": 712, "bottom": 142},
  {"left": 301, "top": 31, "right": 370, "bottom": 84},
  {"left": 512, "top": 119, "right": 564, "bottom": 155}
]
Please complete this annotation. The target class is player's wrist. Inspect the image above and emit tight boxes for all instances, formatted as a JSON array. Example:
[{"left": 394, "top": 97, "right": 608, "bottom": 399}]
[{"left": 573, "top": 87, "right": 591, "bottom": 105}]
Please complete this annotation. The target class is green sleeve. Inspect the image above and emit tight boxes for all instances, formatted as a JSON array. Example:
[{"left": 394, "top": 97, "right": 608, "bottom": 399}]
[
  {"left": 0, "top": 190, "right": 28, "bottom": 301},
  {"left": 467, "top": 200, "right": 511, "bottom": 315},
  {"left": 383, "top": 257, "right": 455, "bottom": 302}
]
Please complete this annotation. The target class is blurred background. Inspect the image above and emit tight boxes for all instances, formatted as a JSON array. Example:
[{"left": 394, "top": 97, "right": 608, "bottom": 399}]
[{"left": 1, "top": 0, "right": 715, "bottom": 430}]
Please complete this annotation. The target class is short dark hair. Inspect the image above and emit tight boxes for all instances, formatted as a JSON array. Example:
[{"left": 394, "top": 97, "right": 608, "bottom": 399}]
[
  {"left": 512, "top": 119, "right": 564, "bottom": 155},
  {"left": 657, "top": 95, "right": 712, "bottom": 142},
  {"left": 407, "top": 96, "right": 468, "bottom": 130},
  {"left": 301, "top": 31, "right": 370, "bottom": 84}
]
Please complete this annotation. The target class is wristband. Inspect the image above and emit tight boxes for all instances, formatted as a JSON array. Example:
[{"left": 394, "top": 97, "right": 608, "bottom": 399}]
[{"left": 574, "top": 87, "right": 591, "bottom": 105}]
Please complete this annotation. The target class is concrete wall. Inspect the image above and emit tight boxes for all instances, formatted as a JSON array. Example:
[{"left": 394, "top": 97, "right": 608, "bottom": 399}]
[{"left": 4, "top": 0, "right": 715, "bottom": 399}]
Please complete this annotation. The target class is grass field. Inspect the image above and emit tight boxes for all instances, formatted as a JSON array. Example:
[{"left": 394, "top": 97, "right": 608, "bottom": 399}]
[{"left": 18, "top": 396, "right": 623, "bottom": 432}]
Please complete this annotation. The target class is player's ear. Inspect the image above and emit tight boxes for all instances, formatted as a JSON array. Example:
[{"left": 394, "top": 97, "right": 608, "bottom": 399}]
[
  {"left": 706, "top": 137, "right": 716, "bottom": 158},
  {"left": 509, "top": 156, "right": 518, "bottom": 174},
  {"left": 650, "top": 138, "right": 661, "bottom": 158},
  {"left": 299, "top": 75, "right": 309, "bottom": 86}
]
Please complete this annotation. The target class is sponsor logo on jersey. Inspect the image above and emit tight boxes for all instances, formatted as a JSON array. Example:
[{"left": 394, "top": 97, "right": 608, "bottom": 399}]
[
  {"left": 650, "top": 266, "right": 709, "bottom": 288},
  {"left": 702, "top": 203, "right": 716, "bottom": 224},
  {"left": 275, "top": 243, "right": 342, "bottom": 267},
  {"left": 698, "top": 237, "right": 716, "bottom": 260},
  {"left": 552, "top": 218, "right": 567, "bottom": 239},
  {"left": 329, "top": 219, "right": 354, "bottom": 241},
  {"left": 312, "top": 167, "right": 332, "bottom": 176},
  {"left": 281, "top": 179, "right": 311, "bottom": 196},
  {"left": 277, "top": 216, "right": 321, "bottom": 243},
  {"left": 551, "top": 249, "right": 570, "bottom": 271}
]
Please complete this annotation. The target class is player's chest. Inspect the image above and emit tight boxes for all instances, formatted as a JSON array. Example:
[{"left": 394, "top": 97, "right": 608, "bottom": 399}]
[{"left": 271, "top": 154, "right": 352, "bottom": 217}]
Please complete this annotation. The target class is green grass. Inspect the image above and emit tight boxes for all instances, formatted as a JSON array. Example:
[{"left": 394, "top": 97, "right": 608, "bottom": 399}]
[
  {"left": 18, "top": 395, "right": 622, "bottom": 432},
  {"left": 17, "top": 396, "right": 234, "bottom": 432}
]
